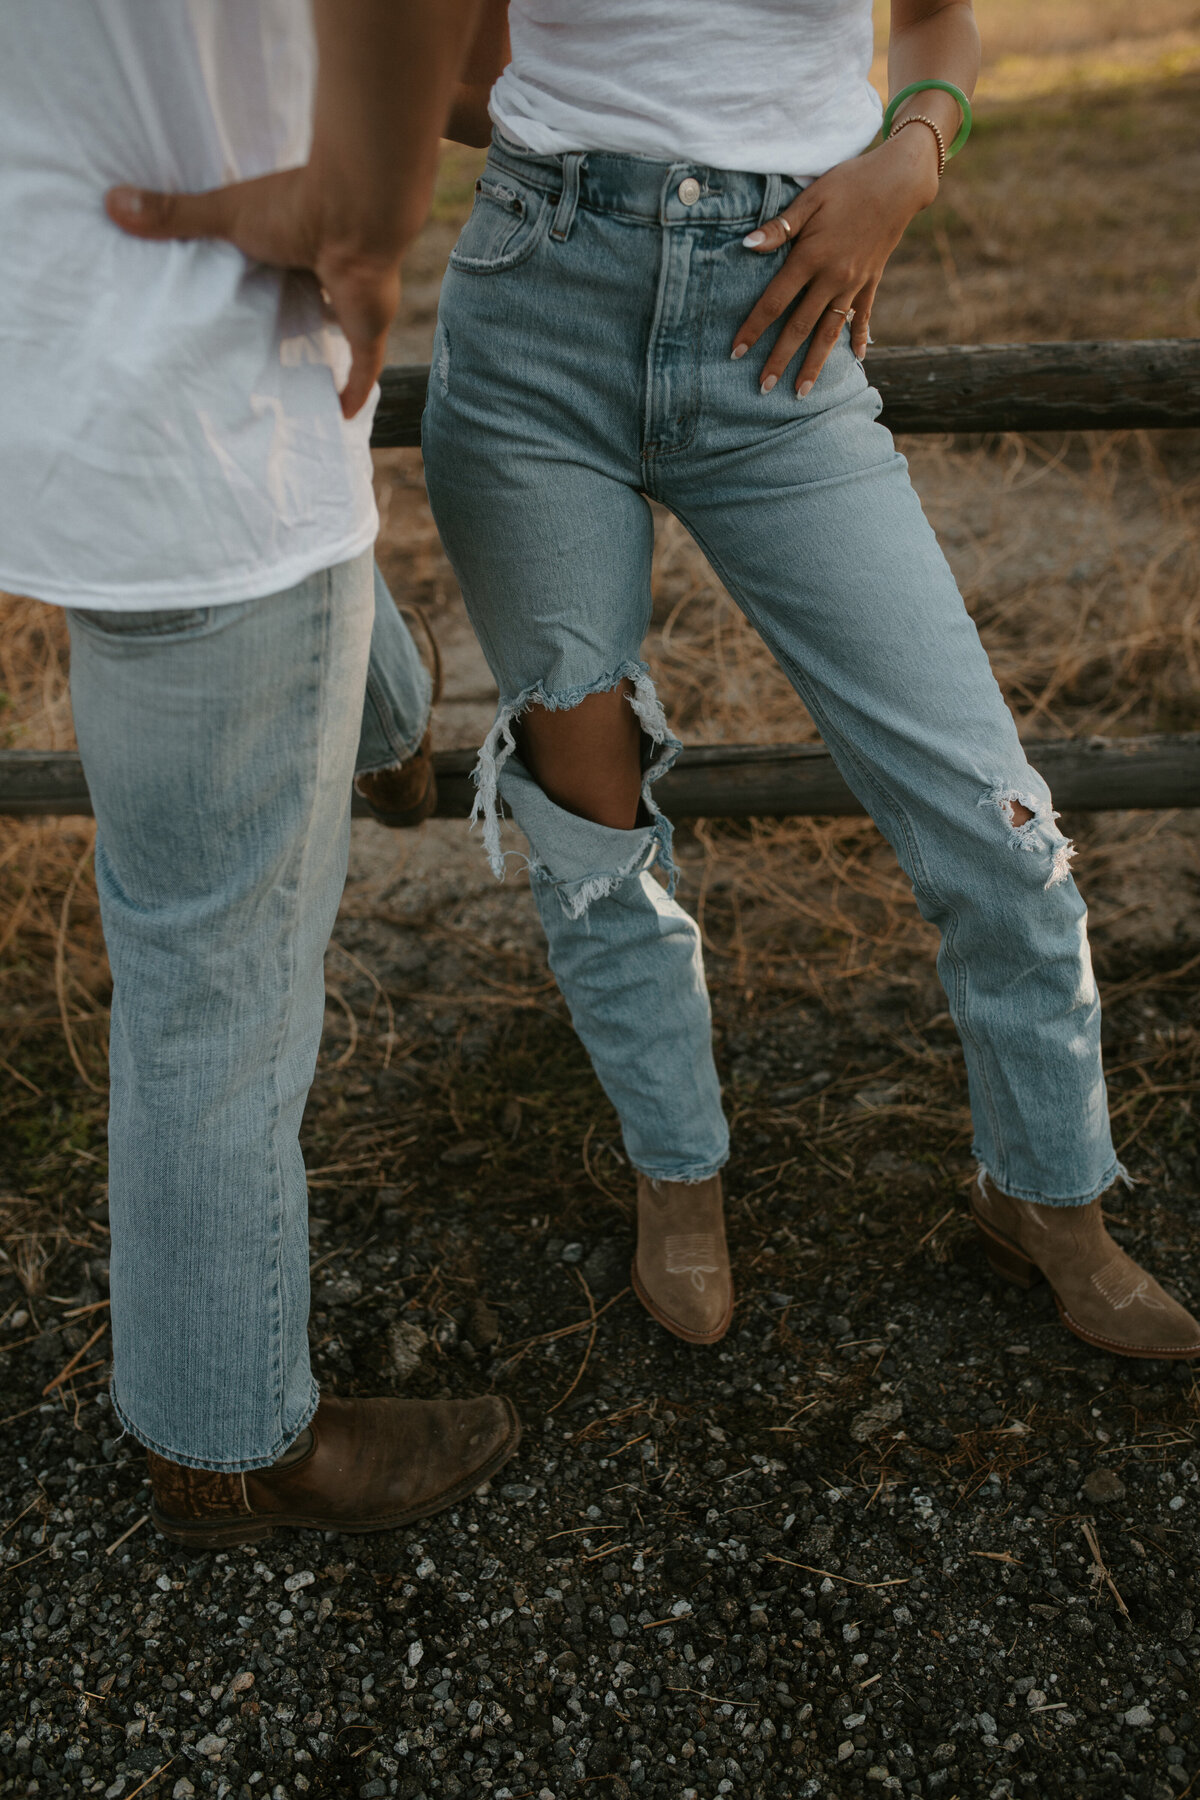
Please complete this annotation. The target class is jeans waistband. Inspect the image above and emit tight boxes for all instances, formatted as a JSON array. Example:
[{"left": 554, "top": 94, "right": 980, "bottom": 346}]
[{"left": 488, "top": 129, "right": 801, "bottom": 232}]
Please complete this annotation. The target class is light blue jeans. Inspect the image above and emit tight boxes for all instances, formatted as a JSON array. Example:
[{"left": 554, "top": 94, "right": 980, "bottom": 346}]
[
  {"left": 67, "top": 556, "right": 429, "bottom": 1469},
  {"left": 423, "top": 135, "right": 1121, "bottom": 1207}
]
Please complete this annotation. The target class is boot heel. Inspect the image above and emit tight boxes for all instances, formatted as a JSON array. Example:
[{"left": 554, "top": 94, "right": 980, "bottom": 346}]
[{"left": 976, "top": 1225, "right": 1040, "bottom": 1290}]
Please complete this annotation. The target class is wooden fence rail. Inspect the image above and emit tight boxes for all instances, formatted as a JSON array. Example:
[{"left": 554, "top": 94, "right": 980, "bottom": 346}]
[
  {"left": 3, "top": 341, "right": 1198, "bottom": 819},
  {"left": 4, "top": 735, "right": 1198, "bottom": 821},
  {"left": 373, "top": 339, "right": 1200, "bottom": 444}
]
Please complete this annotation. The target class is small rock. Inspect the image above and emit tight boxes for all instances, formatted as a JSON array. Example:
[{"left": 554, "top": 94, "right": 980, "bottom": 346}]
[
  {"left": 441, "top": 1139, "right": 487, "bottom": 1166},
  {"left": 1026, "top": 1690, "right": 1048, "bottom": 1709},
  {"left": 826, "top": 1315, "right": 852, "bottom": 1338},
  {"left": 284, "top": 1570, "right": 315, "bottom": 1593},
  {"left": 976, "top": 1713, "right": 997, "bottom": 1735},
  {"left": 610, "top": 1615, "right": 629, "bottom": 1638},
  {"left": 1083, "top": 1467, "right": 1126, "bottom": 1505},
  {"left": 561, "top": 1242, "right": 585, "bottom": 1264},
  {"left": 500, "top": 1482, "right": 537, "bottom": 1502},
  {"left": 837, "top": 1741, "right": 855, "bottom": 1763},
  {"left": 582, "top": 1239, "right": 627, "bottom": 1295},
  {"left": 195, "top": 1734, "right": 228, "bottom": 1758},
  {"left": 1124, "top": 1705, "right": 1154, "bottom": 1728},
  {"left": 468, "top": 1298, "right": 501, "bottom": 1349},
  {"left": 387, "top": 1318, "right": 428, "bottom": 1380},
  {"left": 849, "top": 1397, "right": 904, "bottom": 1442},
  {"left": 854, "top": 1081, "right": 904, "bottom": 1109},
  {"left": 172, "top": 1783, "right": 195, "bottom": 1800}
]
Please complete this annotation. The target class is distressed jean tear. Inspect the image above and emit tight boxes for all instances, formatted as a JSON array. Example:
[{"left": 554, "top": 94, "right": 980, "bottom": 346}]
[
  {"left": 471, "top": 662, "right": 682, "bottom": 913},
  {"left": 980, "top": 783, "right": 1076, "bottom": 888}
]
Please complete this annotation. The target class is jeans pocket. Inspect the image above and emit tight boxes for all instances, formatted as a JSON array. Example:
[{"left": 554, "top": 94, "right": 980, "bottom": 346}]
[
  {"left": 448, "top": 175, "right": 549, "bottom": 274},
  {"left": 69, "top": 606, "right": 210, "bottom": 638}
]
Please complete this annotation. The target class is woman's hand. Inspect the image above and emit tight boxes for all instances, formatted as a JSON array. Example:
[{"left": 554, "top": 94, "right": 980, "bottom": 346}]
[{"left": 731, "top": 127, "right": 940, "bottom": 396}]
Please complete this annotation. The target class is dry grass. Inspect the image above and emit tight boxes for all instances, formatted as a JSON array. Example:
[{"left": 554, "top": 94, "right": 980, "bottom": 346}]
[{"left": 2, "top": 6, "right": 1199, "bottom": 1287}]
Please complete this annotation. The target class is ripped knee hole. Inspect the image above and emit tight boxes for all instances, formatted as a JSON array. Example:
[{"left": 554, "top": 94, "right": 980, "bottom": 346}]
[{"left": 1000, "top": 798, "right": 1034, "bottom": 829}]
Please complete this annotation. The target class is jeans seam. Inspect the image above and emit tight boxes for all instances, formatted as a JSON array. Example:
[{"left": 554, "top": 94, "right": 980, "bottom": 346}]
[
  {"left": 671, "top": 510, "right": 1008, "bottom": 1170},
  {"left": 643, "top": 231, "right": 717, "bottom": 463},
  {"left": 261, "top": 571, "right": 332, "bottom": 1452},
  {"left": 360, "top": 657, "right": 431, "bottom": 770}
]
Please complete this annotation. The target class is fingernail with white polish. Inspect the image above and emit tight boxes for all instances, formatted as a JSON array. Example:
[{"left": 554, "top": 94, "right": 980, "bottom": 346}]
[
  {"left": 760, "top": 374, "right": 777, "bottom": 395},
  {"left": 742, "top": 230, "right": 766, "bottom": 248},
  {"left": 798, "top": 380, "right": 813, "bottom": 398},
  {"left": 730, "top": 343, "right": 748, "bottom": 361},
  {"left": 110, "top": 186, "right": 143, "bottom": 214}
]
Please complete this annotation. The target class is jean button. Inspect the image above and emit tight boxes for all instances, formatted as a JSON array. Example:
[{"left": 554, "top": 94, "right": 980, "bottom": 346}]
[{"left": 677, "top": 177, "right": 701, "bottom": 206}]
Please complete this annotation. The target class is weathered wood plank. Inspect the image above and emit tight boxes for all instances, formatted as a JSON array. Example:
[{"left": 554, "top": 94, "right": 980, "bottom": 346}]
[
  {"left": 371, "top": 341, "right": 1200, "bottom": 446},
  {"left": 5, "top": 736, "right": 1197, "bottom": 821}
]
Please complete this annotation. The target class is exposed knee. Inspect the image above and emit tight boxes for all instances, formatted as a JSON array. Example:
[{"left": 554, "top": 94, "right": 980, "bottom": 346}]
[
  {"left": 517, "top": 680, "right": 644, "bottom": 830},
  {"left": 1000, "top": 797, "right": 1034, "bottom": 829}
]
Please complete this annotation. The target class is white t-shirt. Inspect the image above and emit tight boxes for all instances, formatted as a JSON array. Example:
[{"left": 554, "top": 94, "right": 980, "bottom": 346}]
[
  {"left": 490, "top": 0, "right": 882, "bottom": 184},
  {"left": 0, "top": 0, "right": 377, "bottom": 613}
]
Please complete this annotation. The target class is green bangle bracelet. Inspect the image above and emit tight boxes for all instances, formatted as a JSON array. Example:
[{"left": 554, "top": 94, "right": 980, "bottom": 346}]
[{"left": 882, "top": 80, "right": 972, "bottom": 157}]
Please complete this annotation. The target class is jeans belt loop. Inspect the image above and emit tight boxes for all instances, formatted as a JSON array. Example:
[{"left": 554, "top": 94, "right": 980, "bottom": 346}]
[
  {"left": 550, "top": 151, "right": 585, "bottom": 242},
  {"left": 757, "top": 172, "right": 783, "bottom": 230}
]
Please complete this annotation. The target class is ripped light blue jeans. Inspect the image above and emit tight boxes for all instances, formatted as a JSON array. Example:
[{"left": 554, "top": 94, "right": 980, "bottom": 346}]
[
  {"left": 67, "top": 558, "right": 429, "bottom": 1469},
  {"left": 422, "top": 135, "right": 1121, "bottom": 1207}
]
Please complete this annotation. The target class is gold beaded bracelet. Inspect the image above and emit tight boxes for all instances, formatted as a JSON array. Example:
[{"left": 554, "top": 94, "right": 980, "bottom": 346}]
[{"left": 888, "top": 113, "right": 947, "bottom": 180}]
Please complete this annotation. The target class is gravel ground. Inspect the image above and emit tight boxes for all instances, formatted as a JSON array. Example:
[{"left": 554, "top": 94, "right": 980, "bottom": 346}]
[{"left": 3, "top": 816, "right": 1199, "bottom": 1800}]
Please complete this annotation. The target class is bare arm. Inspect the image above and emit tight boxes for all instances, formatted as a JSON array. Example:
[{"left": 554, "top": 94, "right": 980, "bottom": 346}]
[
  {"left": 106, "top": 0, "right": 483, "bottom": 417},
  {"left": 733, "top": 0, "right": 979, "bottom": 394},
  {"left": 445, "top": 0, "right": 511, "bottom": 148},
  {"left": 887, "top": 0, "right": 980, "bottom": 168}
]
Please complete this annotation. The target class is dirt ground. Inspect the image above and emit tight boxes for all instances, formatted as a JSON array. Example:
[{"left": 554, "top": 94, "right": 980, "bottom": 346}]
[{"left": 2, "top": 5, "right": 1200, "bottom": 1798}]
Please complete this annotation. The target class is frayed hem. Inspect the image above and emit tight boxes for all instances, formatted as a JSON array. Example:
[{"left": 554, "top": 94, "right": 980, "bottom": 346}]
[
  {"left": 109, "top": 1378, "right": 321, "bottom": 1474},
  {"left": 974, "top": 1156, "right": 1132, "bottom": 1210},
  {"left": 353, "top": 738, "right": 427, "bottom": 786},
  {"left": 530, "top": 832, "right": 664, "bottom": 921},
  {"left": 636, "top": 1156, "right": 729, "bottom": 1186},
  {"left": 472, "top": 662, "right": 682, "bottom": 904}
]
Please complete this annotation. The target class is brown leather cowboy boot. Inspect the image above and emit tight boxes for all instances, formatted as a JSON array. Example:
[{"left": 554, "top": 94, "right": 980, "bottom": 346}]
[
  {"left": 147, "top": 1393, "right": 520, "bottom": 1546},
  {"left": 355, "top": 728, "right": 437, "bottom": 827},
  {"left": 972, "top": 1179, "right": 1200, "bottom": 1359},
  {"left": 631, "top": 1172, "right": 733, "bottom": 1344}
]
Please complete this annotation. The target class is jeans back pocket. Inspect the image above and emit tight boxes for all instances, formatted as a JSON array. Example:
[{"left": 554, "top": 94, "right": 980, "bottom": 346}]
[{"left": 69, "top": 607, "right": 209, "bottom": 638}]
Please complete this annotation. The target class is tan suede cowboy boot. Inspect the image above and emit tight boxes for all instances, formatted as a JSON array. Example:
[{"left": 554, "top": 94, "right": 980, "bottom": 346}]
[
  {"left": 355, "top": 727, "right": 437, "bottom": 827},
  {"left": 632, "top": 1173, "right": 733, "bottom": 1344},
  {"left": 972, "top": 1179, "right": 1200, "bottom": 1359},
  {"left": 147, "top": 1393, "right": 520, "bottom": 1546}
]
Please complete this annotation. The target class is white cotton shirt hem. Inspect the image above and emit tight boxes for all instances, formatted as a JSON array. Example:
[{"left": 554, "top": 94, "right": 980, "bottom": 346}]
[{"left": 489, "top": 0, "right": 883, "bottom": 185}]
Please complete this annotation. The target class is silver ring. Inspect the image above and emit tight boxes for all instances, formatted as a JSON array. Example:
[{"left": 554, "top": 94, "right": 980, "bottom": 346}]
[
  {"left": 828, "top": 306, "right": 854, "bottom": 320},
  {"left": 778, "top": 215, "right": 792, "bottom": 238}
]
